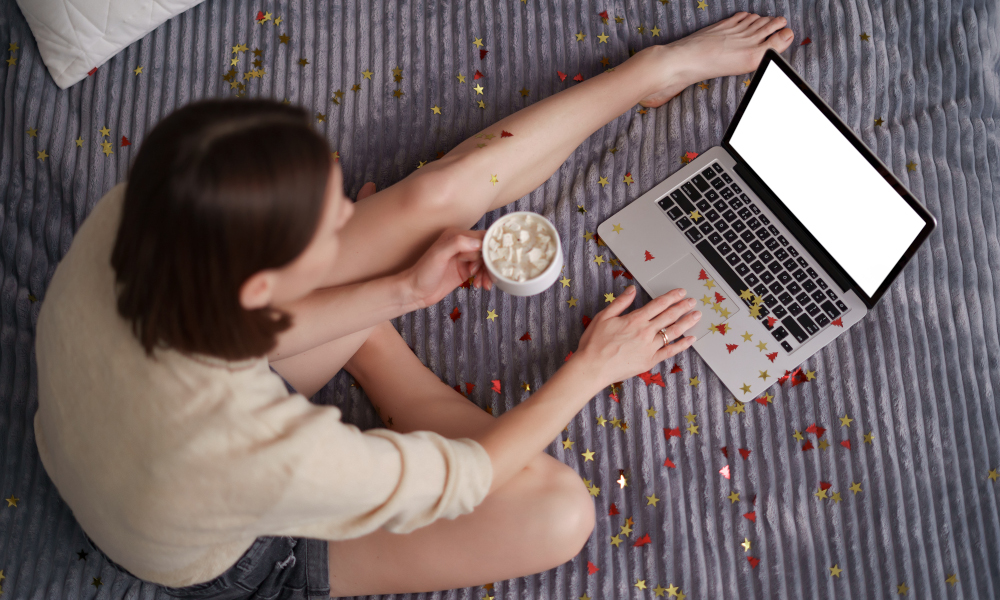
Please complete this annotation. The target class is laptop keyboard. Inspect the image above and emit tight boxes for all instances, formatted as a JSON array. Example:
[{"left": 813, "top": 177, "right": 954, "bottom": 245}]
[{"left": 657, "top": 161, "right": 849, "bottom": 353}]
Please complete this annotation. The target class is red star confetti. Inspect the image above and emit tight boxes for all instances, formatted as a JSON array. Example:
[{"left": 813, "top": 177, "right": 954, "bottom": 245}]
[
  {"left": 587, "top": 561, "right": 600, "bottom": 575},
  {"left": 644, "top": 250, "right": 655, "bottom": 261},
  {"left": 609, "top": 503, "right": 620, "bottom": 515},
  {"left": 449, "top": 307, "right": 461, "bottom": 322},
  {"left": 638, "top": 371, "right": 665, "bottom": 387},
  {"left": 726, "top": 344, "right": 739, "bottom": 353},
  {"left": 582, "top": 315, "right": 592, "bottom": 328},
  {"left": 719, "top": 465, "right": 731, "bottom": 479},
  {"left": 474, "top": 70, "right": 484, "bottom": 80},
  {"left": 831, "top": 317, "right": 844, "bottom": 327},
  {"left": 520, "top": 331, "right": 532, "bottom": 341},
  {"left": 664, "top": 457, "right": 676, "bottom": 468},
  {"left": 573, "top": 73, "right": 584, "bottom": 81},
  {"left": 714, "top": 292, "right": 726, "bottom": 303},
  {"left": 766, "top": 351, "right": 778, "bottom": 363},
  {"left": 491, "top": 380, "right": 501, "bottom": 393},
  {"left": 670, "top": 364, "right": 683, "bottom": 374},
  {"left": 121, "top": 135, "right": 131, "bottom": 147},
  {"left": 802, "top": 440, "right": 814, "bottom": 451},
  {"left": 748, "top": 556, "right": 760, "bottom": 568},
  {"left": 744, "top": 511, "right": 756, "bottom": 522},
  {"left": 805, "top": 423, "right": 826, "bottom": 437},
  {"left": 557, "top": 70, "right": 568, "bottom": 81},
  {"left": 739, "top": 448, "right": 751, "bottom": 460},
  {"left": 633, "top": 533, "right": 652, "bottom": 547},
  {"left": 841, "top": 440, "right": 852, "bottom": 449},
  {"left": 698, "top": 269, "right": 709, "bottom": 280},
  {"left": 664, "top": 427, "right": 681, "bottom": 439},
  {"left": 800, "top": 37, "right": 812, "bottom": 45},
  {"left": 501, "top": 130, "right": 513, "bottom": 137},
  {"left": 88, "top": 67, "right": 97, "bottom": 76},
  {"left": 480, "top": 49, "right": 488, "bottom": 60}
]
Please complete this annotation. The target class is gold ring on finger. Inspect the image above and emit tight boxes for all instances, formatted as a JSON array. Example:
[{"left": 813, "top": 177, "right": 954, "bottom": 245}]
[{"left": 659, "top": 327, "right": 670, "bottom": 348}]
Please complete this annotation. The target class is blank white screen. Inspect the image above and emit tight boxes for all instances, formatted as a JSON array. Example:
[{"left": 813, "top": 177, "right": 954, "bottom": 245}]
[{"left": 729, "top": 63, "right": 926, "bottom": 297}]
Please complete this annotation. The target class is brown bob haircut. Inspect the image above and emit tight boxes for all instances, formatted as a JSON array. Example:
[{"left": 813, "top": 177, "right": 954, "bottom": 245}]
[{"left": 111, "top": 98, "right": 333, "bottom": 361}]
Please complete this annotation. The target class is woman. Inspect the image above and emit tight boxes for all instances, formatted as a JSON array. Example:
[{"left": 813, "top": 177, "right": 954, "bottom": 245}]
[{"left": 34, "top": 12, "right": 793, "bottom": 599}]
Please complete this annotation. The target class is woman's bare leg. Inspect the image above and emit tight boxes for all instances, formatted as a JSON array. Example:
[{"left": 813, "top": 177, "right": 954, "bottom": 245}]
[{"left": 325, "top": 321, "right": 596, "bottom": 597}]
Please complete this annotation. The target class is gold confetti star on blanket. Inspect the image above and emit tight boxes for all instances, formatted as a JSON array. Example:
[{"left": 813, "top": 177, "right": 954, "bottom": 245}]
[
  {"left": 989, "top": 468, "right": 999, "bottom": 482},
  {"left": 635, "top": 580, "right": 648, "bottom": 590},
  {"left": 36, "top": 150, "right": 48, "bottom": 161},
  {"left": 101, "top": 141, "right": 113, "bottom": 156},
  {"left": 316, "top": 113, "right": 326, "bottom": 122},
  {"left": 75, "top": 137, "right": 83, "bottom": 147},
  {"left": 666, "top": 585, "right": 680, "bottom": 597},
  {"left": 875, "top": 117, "right": 884, "bottom": 126},
  {"left": 610, "top": 534, "right": 623, "bottom": 547},
  {"left": 744, "top": 78, "right": 752, "bottom": 87},
  {"left": 5, "top": 495, "right": 18, "bottom": 507},
  {"left": 686, "top": 423, "right": 699, "bottom": 435},
  {"left": 697, "top": 0, "right": 708, "bottom": 9},
  {"left": 598, "top": 32, "right": 609, "bottom": 43},
  {"left": 849, "top": 481, "right": 862, "bottom": 494},
  {"left": 725, "top": 402, "right": 746, "bottom": 415},
  {"left": 393, "top": 89, "right": 404, "bottom": 98},
  {"left": 637, "top": 25, "right": 645, "bottom": 33},
  {"left": 431, "top": 105, "right": 441, "bottom": 114},
  {"left": 698, "top": 82, "right": 710, "bottom": 90},
  {"left": 473, "top": 37, "right": 484, "bottom": 48},
  {"left": 486, "top": 309, "right": 498, "bottom": 322},
  {"left": 897, "top": 582, "right": 909, "bottom": 595},
  {"left": 815, "top": 487, "right": 828, "bottom": 500},
  {"left": 92, "top": 576, "right": 103, "bottom": 588},
  {"left": 684, "top": 412, "right": 697, "bottom": 423},
  {"left": 559, "top": 276, "right": 572, "bottom": 287},
  {"left": 278, "top": 34, "right": 290, "bottom": 44},
  {"left": 257, "top": 11, "right": 272, "bottom": 23},
  {"left": 742, "top": 537, "right": 751, "bottom": 552},
  {"left": 860, "top": 32, "right": 871, "bottom": 41},
  {"left": 6, "top": 55, "right": 16, "bottom": 66},
  {"left": 298, "top": 58, "right": 309, "bottom": 67},
  {"left": 831, "top": 491, "right": 842, "bottom": 503},
  {"left": 624, "top": 173, "right": 635, "bottom": 185},
  {"left": 8, "top": 42, "right": 18, "bottom": 51},
  {"left": 474, "top": 83, "right": 484, "bottom": 95},
  {"left": 818, "top": 439, "right": 830, "bottom": 450},
  {"left": 864, "top": 431, "right": 875, "bottom": 444},
  {"left": 490, "top": 174, "right": 498, "bottom": 185},
  {"left": 416, "top": 160, "right": 427, "bottom": 168},
  {"left": 646, "top": 494, "right": 660, "bottom": 506},
  {"left": 840, "top": 414, "right": 853, "bottom": 427},
  {"left": 617, "top": 473, "right": 628, "bottom": 488},
  {"left": 274, "top": 16, "right": 282, "bottom": 26},
  {"left": 362, "top": 69, "right": 373, "bottom": 79},
  {"left": 651, "top": 27, "right": 661, "bottom": 36},
  {"left": 26, "top": 127, "right": 37, "bottom": 137},
  {"left": 652, "top": 585, "right": 668, "bottom": 597},
  {"left": 567, "top": 297, "right": 578, "bottom": 307},
  {"left": 647, "top": 407, "right": 658, "bottom": 418},
  {"left": 577, "top": 205, "right": 587, "bottom": 214},
  {"left": 907, "top": 161, "right": 917, "bottom": 171},
  {"left": 689, "top": 376, "right": 701, "bottom": 386},
  {"left": 575, "top": 32, "right": 586, "bottom": 41},
  {"left": 830, "top": 564, "right": 843, "bottom": 577},
  {"left": 594, "top": 255, "right": 605, "bottom": 265},
  {"left": 728, "top": 491, "right": 740, "bottom": 503},
  {"left": 562, "top": 439, "right": 575, "bottom": 449},
  {"left": 583, "top": 231, "right": 594, "bottom": 240},
  {"left": 793, "top": 430, "right": 804, "bottom": 441},
  {"left": 598, "top": 176, "right": 609, "bottom": 187},
  {"left": 521, "top": 382, "right": 531, "bottom": 391},
  {"left": 946, "top": 574, "right": 958, "bottom": 586},
  {"left": 596, "top": 415, "right": 607, "bottom": 426},
  {"left": 98, "top": 126, "right": 110, "bottom": 137},
  {"left": 133, "top": 65, "right": 143, "bottom": 75},
  {"left": 456, "top": 73, "right": 466, "bottom": 83},
  {"left": 520, "top": 87, "right": 530, "bottom": 97},
  {"left": 582, "top": 449, "right": 595, "bottom": 461}
]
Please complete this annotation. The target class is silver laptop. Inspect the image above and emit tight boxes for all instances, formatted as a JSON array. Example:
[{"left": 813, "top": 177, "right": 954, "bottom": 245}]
[{"left": 598, "top": 49, "right": 936, "bottom": 402}]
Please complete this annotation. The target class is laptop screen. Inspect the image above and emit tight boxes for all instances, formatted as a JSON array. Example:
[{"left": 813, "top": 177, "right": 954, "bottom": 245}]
[{"left": 727, "top": 61, "right": 927, "bottom": 297}]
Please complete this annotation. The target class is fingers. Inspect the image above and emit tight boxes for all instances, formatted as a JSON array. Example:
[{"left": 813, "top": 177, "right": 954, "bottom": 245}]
[
  {"left": 596, "top": 285, "right": 637, "bottom": 320},
  {"left": 648, "top": 296, "right": 700, "bottom": 331},
  {"left": 652, "top": 333, "right": 697, "bottom": 363},
  {"left": 656, "top": 310, "right": 703, "bottom": 342},
  {"left": 634, "top": 287, "right": 690, "bottom": 321}
]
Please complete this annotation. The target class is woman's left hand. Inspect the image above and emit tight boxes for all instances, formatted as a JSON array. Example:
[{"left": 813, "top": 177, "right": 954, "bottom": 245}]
[{"left": 405, "top": 227, "right": 495, "bottom": 310}]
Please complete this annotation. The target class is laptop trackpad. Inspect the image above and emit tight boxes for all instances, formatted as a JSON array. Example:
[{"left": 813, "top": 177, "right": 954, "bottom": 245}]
[{"left": 644, "top": 253, "right": 740, "bottom": 341}]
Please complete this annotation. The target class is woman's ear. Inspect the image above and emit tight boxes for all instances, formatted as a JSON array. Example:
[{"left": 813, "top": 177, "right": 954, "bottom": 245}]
[{"left": 239, "top": 271, "right": 276, "bottom": 310}]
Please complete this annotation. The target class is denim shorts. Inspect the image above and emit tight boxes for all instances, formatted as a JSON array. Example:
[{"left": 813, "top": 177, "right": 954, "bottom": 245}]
[{"left": 84, "top": 531, "right": 330, "bottom": 599}]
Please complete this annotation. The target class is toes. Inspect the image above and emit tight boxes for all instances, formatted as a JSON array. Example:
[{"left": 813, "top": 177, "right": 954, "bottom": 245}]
[
  {"left": 756, "top": 15, "right": 788, "bottom": 38},
  {"left": 767, "top": 27, "right": 795, "bottom": 52},
  {"left": 728, "top": 11, "right": 751, "bottom": 24},
  {"left": 736, "top": 14, "right": 762, "bottom": 30}
]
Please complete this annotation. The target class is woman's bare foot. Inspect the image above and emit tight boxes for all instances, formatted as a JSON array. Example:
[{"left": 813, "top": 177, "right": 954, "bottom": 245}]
[{"left": 638, "top": 12, "right": 795, "bottom": 108}]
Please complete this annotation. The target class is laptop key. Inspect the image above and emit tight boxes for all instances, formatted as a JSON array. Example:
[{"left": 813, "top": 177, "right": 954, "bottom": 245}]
[
  {"left": 778, "top": 290, "right": 792, "bottom": 303},
  {"left": 758, "top": 214, "right": 770, "bottom": 225},
  {"left": 805, "top": 303, "right": 821, "bottom": 317},
  {"left": 673, "top": 190, "right": 696, "bottom": 214},
  {"left": 786, "top": 281, "right": 801, "bottom": 295},
  {"left": 836, "top": 300, "right": 848, "bottom": 312},
  {"left": 811, "top": 290, "right": 827, "bottom": 303},
  {"left": 771, "top": 327, "right": 788, "bottom": 341},
  {"left": 729, "top": 197, "right": 743, "bottom": 209},
  {"left": 698, "top": 222, "right": 713, "bottom": 234},
  {"left": 732, "top": 220, "right": 746, "bottom": 233},
  {"left": 731, "top": 183, "right": 742, "bottom": 193},
  {"left": 746, "top": 217, "right": 761, "bottom": 230},
  {"left": 682, "top": 182, "right": 702, "bottom": 201},
  {"left": 741, "top": 250, "right": 755, "bottom": 262},
  {"left": 749, "top": 204, "right": 761, "bottom": 215},
  {"left": 722, "top": 210, "right": 737, "bottom": 222},
  {"left": 781, "top": 340, "right": 793, "bottom": 352},
  {"left": 753, "top": 284, "right": 768, "bottom": 297},
  {"left": 782, "top": 258, "right": 797, "bottom": 271},
  {"left": 769, "top": 282, "right": 784, "bottom": 295},
  {"left": 676, "top": 217, "right": 692, "bottom": 230},
  {"left": 692, "top": 174, "right": 710, "bottom": 192},
  {"left": 738, "top": 207, "right": 752, "bottom": 220},
  {"left": 726, "top": 252, "right": 741, "bottom": 266},
  {"left": 774, "top": 248, "right": 788, "bottom": 261},
  {"left": 712, "top": 178, "right": 726, "bottom": 190},
  {"left": 765, "top": 237, "right": 779, "bottom": 250},
  {"left": 685, "top": 228, "right": 703, "bottom": 243},
  {"left": 756, "top": 227, "right": 771, "bottom": 241},
  {"left": 817, "top": 278, "right": 828, "bottom": 289},
  {"left": 807, "top": 267, "right": 818, "bottom": 278},
  {"left": 782, "top": 317, "right": 809, "bottom": 343},
  {"left": 736, "top": 263, "right": 750, "bottom": 277},
  {"left": 723, "top": 230, "right": 738, "bottom": 243},
  {"left": 764, "top": 294, "right": 778, "bottom": 308},
  {"left": 797, "top": 257, "right": 809, "bottom": 268},
  {"left": 821, "top": 301, "right": 840, "bottom": 318},
  {"left": 696, "top": 199, "right": 711, "bottom": 212},
  {"left": 701, "top": 167, "right": 717, "bottom": 180},
  {"left": 773, "top": 304, "right": 787, "bottom": 318},
  {"left": 797, "top": 314, "right": 819, "bottom": 336},
  {"left": 706, "top": 190, "right": 720, "bottom": 201},
  {"left": 721, "top": 187, "right": 734, "bottom": 199},
  {"left": 792, "top": 269, "right": 808, "bottom": 282},
  {"left": 717, "top": 242, "right": 732, "bottom": 255},
  {"left": 788, "top": 246, "right": 800, "bottom": 257},
  {"left": 759, "top": 250, "right": 773, "bottom": 263},
  {"left": 658, "top": 197, "right": 675, "bottom": 210},
  {"left": 750, "top": 240, "right": 765, "bottom": 253},
  {"left": 741, "top": 230, "right": 756, "bottom": 243},
  {"left": 815, "top": 313, "right": 830, "bottom": 327},
  {"left": 708, "top": 232, "right": 723, "bottom": 245},
  {"left": 769, "top": 225, "right": 780, "bottom": 236},
  {"left": 767, "top": 261, "right": 783, "bottom": 274},
  {"left": 796, "top": 292, "right": 810, "bottom": 305},
  {"left": 778, "top": 235, "right": 789, "bottom": 246},
  {"left": 732, "top": 240, "right": 747, "bottom": 253},
  {"left": 721, "top": 173, "right": 733, "bottom": 183},
  {"left": 745, "top": 273, "right": 760, "bottom": 286},
  {"left": 760, "top": 271, "right": 775, "bottom": 284},
  {"left": 715, "top": 221, "right": 730, "bottom": 232},
  {"left": 826, "top": 289, "right": 838, "bottom": 300},
  {"left": 667, "top": 206, "right": 683, "bottom": 219},
  {"left": 802, "top": 279, "right": 817, "bottom": 292},
  {"left": 713, "top": 163, "right": 724, "bottom": 173},
  {"left": 788, "top": 303, "right": 802, "bottom": 317},
  {"left": 712, "top": 199, "right": 727, "bottom": 212},
  {"left": 705, "top": 209, "right": 719, "bottom": 221},
  {"left": 750, "top": 261, "right": 766, "bottom": 274}
]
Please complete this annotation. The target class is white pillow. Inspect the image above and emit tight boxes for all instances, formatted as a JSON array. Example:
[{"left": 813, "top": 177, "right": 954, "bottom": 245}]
[{"left": 16, "top": 0, "right": 206, "bottom": 89}]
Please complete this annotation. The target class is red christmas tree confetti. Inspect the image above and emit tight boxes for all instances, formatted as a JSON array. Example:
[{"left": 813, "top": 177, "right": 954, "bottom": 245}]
[
  {"left": 664, "top": 457, "right": 676, "bottom": 468},
  {"left": 573, "top": 73, "right": 584, "bottom": 81},
  {"left": 491, "top": 380, "right": 502, "bottom": 393},
  {"left": 623, "top": 271, "right": 634, "bottom": 280},
  {"left": 587, "top": 561, "right": 600, "bottom": 575},
  {"left": 766, "top": 351, "right": 779, "bottom": 363},
  {"left": 88, "top": 67, "right": 97, "bottom": 76},
  {"left": 664, "top": 427, "right": 681, "bottom": 439},
  {"left": 739, "top": 448, "right": 751, "bottom": 460},
  {"left": 473, "top": 70, "right": 484, "bottom": 80},
  {"left": 633, "top": 533, "right": 652, "bottom": 547},
  {"left": 715, "top": 323, "right": 729, "bottom": 335},
  {"left": 460, "top": 277, "right": 473, "bottom": 288},
  {"left": 582, "top": 315, "right": 592, "bottom": 328},
  {"left": 610, "top": 392, "right": 619, "bottom": 403},
  {"left": 727, "top": 344, "right": 739, "bottom": 353},
  {"left": 638, "top": 371, "right": 665, "bottom": 387},
  {"left": 557, "top": 70, "right": 568, "bottom": 81},
  {"left": 612, "top": 269, "right": 624, "bottom": 279},
  {"left": 721, "top": 446, "right": 729, "bottom": 458},
  {"left": 755, "top": 396, "right": 769, "bottom": 405},
  {"left": 465, "top": 382, "right": 475, "bottom": 394},
  {"left": 832, "top": 317, "right": 844, "bottom": 327},
  {"left": 841, "top": 440, "right": 852, "bottom": 449},
  {"left": 819, "top": 481, "right": 832, "bottom": 491},
  {"left": 480, "top": 49, "right": 488, "bottom": 60},
  {"left": 714, "top": 292, "right": 726, "bottom": 303},
  {"left": 256, "top": 10, "right": 265, "bottom": 20},
  {"left": 802, "top": 440, "right": 814, "bottom": 451},
  {"left": 743, "top": 511, "right": 756, "bottom": 522},
  {"left": 670, "top": 364, "right": 683, "bottom": 374},
  {"left": 681, "top": 151, "right": 699, "bottom": 164},
  {"left": 449, "top": 307, "right": 461, "bottom": 322},
  {"left": 698, "top": 269, "right": 709, "bottom": 280},
  {"left": 519, "top": 331, "right": 532, "bottom": 341},
  {"left": 719, "top": 465, "right": 731, "bottom": 479},
  {"left": 565, "top": 351, "right": 574, "bottom": 362},
  {"left": 121, "top": 135, "right": 131, "bottom": 147},
  {"left": 598, "top": 10, "right": 609, "bottom": 20},
  {"left": 609, "top": 503, "right": 620, "bottom": 516},
  {"left": 501, "top": 130, "right": 513, "bottom": 137},
  {"left": 800, "top": 37, "right": 812, "bottom": 45},
  {"left": 644, "top": 250, "right": 655, "bottom": 261},
  {"left": 805, "top": 423, "right": 826, "bottom": 437},
  {"left": 748, "top": 556, "right": 760, "bottom": 568},
  {"left": 766, "top": 316, "right": 778, "bottom": 328}
]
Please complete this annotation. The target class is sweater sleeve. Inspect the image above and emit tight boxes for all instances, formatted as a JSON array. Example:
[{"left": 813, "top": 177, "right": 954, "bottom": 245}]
[{"left": 229, "top": 392, "right": 495, "bottom": 540}]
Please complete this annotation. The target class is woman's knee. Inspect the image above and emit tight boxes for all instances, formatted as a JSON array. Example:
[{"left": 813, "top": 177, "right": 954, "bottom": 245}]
[{"left": 532, "top": 458, "right": 596, "bottom": 562}]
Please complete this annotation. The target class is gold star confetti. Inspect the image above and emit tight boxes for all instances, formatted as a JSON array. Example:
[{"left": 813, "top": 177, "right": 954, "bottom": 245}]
[
  {"left": 133, "top": 65, "right": 143, "bottom": 75},
  {"left": 684, "top": 412, "right": 697, "bottom": 423},
  {"left": 840, "top": 414, "right": 853, "bottom": 427},
  {"left": 596, "top": 415, "right": 607, "bottom": 427},
  {"left": 647, "top": 407, "right": 658, "bottom": 418},
  {"left": 864, "top": 432, "right": 875, "bottom": 444},
  {"left": 818, "top": 439, "right": 830, "bottom": 450},
  {"left": 815, "top": 487, "right": 828, "bottom": 500},
  {"left": 6, "top": 55, "right": 16, "bottom": 66},
  {"left": 575, "top": 32, "right": 586, "bottom": 41},
  {"left": 583, "top": 231, "right": 594, "bottom": 240},
  {"left": 75, "top": 137, "right": 83, "bottom": 147},
  {"left": 456, "top": 73, "right": 466, "bottom": 83},
  {"left": 577, "top": 204, "right": 587, "bottom": 214},
  {"left": 742, "top": 537, "right": 751, "bottom": 551},
  {"left": 567, "top": 297, "right": 578, "bottom": 307},
  {"left": 594, "top": 255, "right": 606, "bottom": 265},
  {"left": 582, "top": 449, "right": 595, "bottom": 461},
  {"left": 605, "top": 292, "right": 615, "bottom": 303},
  {"left": 793, "top": 430, "right": 804, "bottom": 441},
  {"left": 897, "top": 582, "right": 909, "bottom": 595},
  {"left": 615, "top": 15, "right": 623, "bottom": 23},
  {"left": 805, "top": 370, "right": 816, "bottom": 380},
  {"left": 486, "top": 309, "right": 498, "bottom": 322},
  {"left": 831, "top": 491, "right": 842, "bottom": 503},
  {"left": 393, "top": 89, "right": 404, "bottom": 98},
  {"left": 612, "top": 223, "right": 623, "bottom": 233},
  {"left": 875, "top": 117, "right": 884, "bottom": 126},
  {"left": 559, "top": 276, "right": 572, "bottom": 287},
  {"left": 703, "top": 279, "right": 716, "bottom": 290},
  {"left": 617, "top": 473, "right": 628, "bottom": 488},
  {"left": 431, "top": 105, "right": 441, "bottom": 114},
  {"left": 521, "top": 382, "right": 531, "bottom": 391},
  {"left": 474, "top": 83, "right": 484, "bottom": 95},
  {"left": 728, "top": 491, "right": 740, "bottom": 503},
  {"left": 651, "top": 26, "right": 661, "bottom": 36},
  {"left": 744, "top": 78, "right": 752, "bottom": 87},
  {"left": 849, "top": 481, "right": 862, "bottom": 494},
  {"left": 26, "top": 127, "right": 37, "bottom": 137},
  {"left": 8, "top": 42, "right": 18, "bottom": 51},
  {"left": 637, "top": 25, "right": 645, "bottom": 33},
  {"left": 490, "top": 174, "right": 499, "bottom": 186},
  {"left": 860, "top": 32, "right": 871, "bottom": 41},
  {"left": 989, "top": 468, "right": 999, "bottom": 482},
  {"left": 316, "top": 113, "right": 326, "bottom": 122},
  {"left": 610, "top": 534, "right": 623, "bottom": 547},
  {"left": 5, "top": 495, "right": 18, "bottom": 507},
  {"left": 698, "top": 82, "right": 709, "bottom": 89},
  {"left": 519, "top": 87, "right": 530, "bottom": 97},
  {"left": 362, "top": 69, "right": 373, "bottom": 79},
  {"left": 279, "top": 33, "right": 290, "bottom": 44},
  {"left": 666, "top": 585, "right": 679, "bottom": 597},
  {"left": 646, "top": 494, "right": 660, "bottom": 506},
  {"left": 830, "top": 564, "right": 843, "bottom": 577},
  {"left": 725, "top": 402, "right": 746, "bottom": 415},
  {"left": 759, "top": 392, "right": 774, "bottom": 404},
  {"left": 274, "top": 16, "right": 283, "bottom": 26},
  {"left": 635, "top": 579, "right": 647, "bottom": 590},
  {"left": 689, "top": 210, "right": 702, "bottom": 222},
  {"left": 756, "top": 341, "right": 768, "bottom": 352},
  {"left": 298, "top": 57, "right": 309, "bottom": 67},
  {"left": 686, "top": 423, "right": 699, "bottom": 435},
  {"left": 946, "top": 574, "right": 958, "bottom": 586},
  {"left": 759, "top": 369, "right": 770, "bottom": 380},
  {"left": 907, "top": 160, "right": 917, "bottom": 171},
  {"left": 416, "top": 160, "right": 427, "bottom": 168},
  {"left": 624, "top": 173, "right": 635, "bottom": 185},
  {"left": 101, "top": 141, "right": 113, "bottom": 156},
  {"left": 473, "top": 37, "right": 484, "bottom": 48},
  {"left": 740, "top": 383, "right": 752, "bottom": 394},
  {"left": 36, "top": 149, "right": 48, "bottom": 161},
  {"left": 653, "top": 585, "right": 668, "bottom": 597},
  {"left": 588, "top": 483, "right": 600, "bottom": 497},
  {"left": 562, "top": 439, "right": 575, "bottom": 450},
  {"left": 696, "top": 0, "right": 707, "bottom": 9},
  {"left": 689, "top": 376, "right": 701, "bottom": 387}
]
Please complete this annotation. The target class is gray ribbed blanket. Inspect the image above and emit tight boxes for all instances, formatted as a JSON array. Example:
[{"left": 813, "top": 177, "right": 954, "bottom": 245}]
[{"left": 1, "top": 0, "right": 998, "bottom": 598}]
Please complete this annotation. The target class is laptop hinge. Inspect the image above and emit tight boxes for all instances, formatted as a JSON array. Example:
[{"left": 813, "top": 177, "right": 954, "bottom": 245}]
[{"left": 732, "top": 162, "right": 854, "bottom": 294}]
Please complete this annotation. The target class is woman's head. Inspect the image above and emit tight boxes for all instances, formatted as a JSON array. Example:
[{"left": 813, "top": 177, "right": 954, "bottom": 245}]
[{"left": 111, "top": 98, "right": 353, "bottom": 361}]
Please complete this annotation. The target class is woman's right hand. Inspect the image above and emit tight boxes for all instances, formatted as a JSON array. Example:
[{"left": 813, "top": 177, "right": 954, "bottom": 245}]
[{"left": 574, "top": 285, "right": 701, "bottom": 387}]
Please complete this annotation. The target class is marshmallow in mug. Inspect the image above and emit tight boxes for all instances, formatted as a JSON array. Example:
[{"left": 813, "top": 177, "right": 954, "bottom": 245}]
[{"left": 485, "top": 214, "right": 557, "bottom": 281}]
